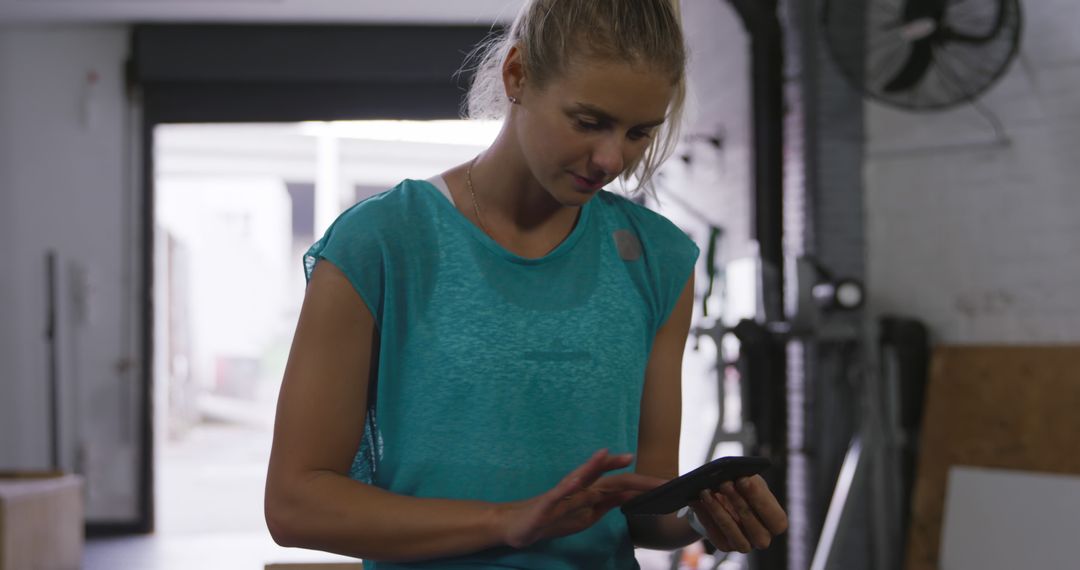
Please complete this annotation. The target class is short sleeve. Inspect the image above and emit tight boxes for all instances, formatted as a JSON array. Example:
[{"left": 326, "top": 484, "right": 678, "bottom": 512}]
[
  {"left": 302, "top": 198, "right": 389, "bottom": 325},
  {"left": 652, "top": 225, "right": 700, "bottom": 328},
  {"left": 602, "top": 192, "right": 700, "bottom": 333}
]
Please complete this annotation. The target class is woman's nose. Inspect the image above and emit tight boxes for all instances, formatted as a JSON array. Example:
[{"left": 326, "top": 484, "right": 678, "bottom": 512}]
[{"left": 590, "top": 136, "right": 625, "bottom": 178}]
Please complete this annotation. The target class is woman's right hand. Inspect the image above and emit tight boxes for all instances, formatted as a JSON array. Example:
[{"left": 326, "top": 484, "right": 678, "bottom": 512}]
[{"left": 496, "top": 449, "right": 665, "bottom": 549}]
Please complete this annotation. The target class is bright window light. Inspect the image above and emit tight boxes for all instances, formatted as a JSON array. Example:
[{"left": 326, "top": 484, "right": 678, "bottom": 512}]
[{"left": 298, "top": 120, "right": 503, "bottom": 147}]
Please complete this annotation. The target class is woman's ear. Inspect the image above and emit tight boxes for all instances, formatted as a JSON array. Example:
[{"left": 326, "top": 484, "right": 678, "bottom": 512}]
[{"left": 502, "top": 44, "right": 527, "bottom": 101}]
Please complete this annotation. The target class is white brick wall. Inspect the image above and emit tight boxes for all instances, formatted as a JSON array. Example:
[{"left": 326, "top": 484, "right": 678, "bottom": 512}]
[{"left": 865, "top": 1, "right": 1080, "bottom": 344}]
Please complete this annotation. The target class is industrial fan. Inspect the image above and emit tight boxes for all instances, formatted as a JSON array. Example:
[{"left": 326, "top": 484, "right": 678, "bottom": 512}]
[{"left": 822, "top": 0, "right": 1022, "bottom": 111}]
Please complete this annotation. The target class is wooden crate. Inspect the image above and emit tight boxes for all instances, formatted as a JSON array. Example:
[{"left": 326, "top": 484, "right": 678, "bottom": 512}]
[{"left": 0, "top": 472, "right": 83, "bottom": 570}]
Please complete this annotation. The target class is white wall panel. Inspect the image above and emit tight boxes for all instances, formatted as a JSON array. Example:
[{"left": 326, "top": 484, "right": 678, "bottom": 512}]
[
  {"left": 865, "top": 1, "right": 1080, "bottom": 344},
  {"left": 0, "top": 25, "right": 141, "bottom": 521}
]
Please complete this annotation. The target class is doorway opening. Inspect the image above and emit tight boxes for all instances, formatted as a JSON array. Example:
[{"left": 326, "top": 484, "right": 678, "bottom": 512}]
[{"left": 151, "top": 119, "right": 498, "bottom": 566}]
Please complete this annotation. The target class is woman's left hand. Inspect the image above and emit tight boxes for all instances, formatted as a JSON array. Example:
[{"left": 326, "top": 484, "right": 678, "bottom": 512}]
[{"left": 689, "top": 475, "right": 789, "bottom": 553}]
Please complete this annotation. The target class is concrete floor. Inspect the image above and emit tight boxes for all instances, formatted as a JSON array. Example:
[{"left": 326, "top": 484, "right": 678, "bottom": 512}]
[
  {"left": 84, "top": 417, "right": 358, "bottom": 570},
  {"left": 84, "top": 532, "right": 358, "bottom": 570}
]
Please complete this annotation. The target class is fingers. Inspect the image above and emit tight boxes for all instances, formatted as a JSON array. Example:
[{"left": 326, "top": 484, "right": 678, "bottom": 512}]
[
  {"left": 592, "top": 489, "right": 644, "bottom": 513},
  {"left": 737, "top": 476, "right": 789, "bottom": 535},
  {"left": 560, "top": 450, "right": 635, "bottom": 491},
  {"left": 581, "top": 472, "right": 665, "bottom": 512},
  {"left": 695, "top": 491, "right": 751, "bottom": 553},
  {"left": 696, "top": 476, "right": 790, "bottom": 554},
  {"left": 552, "top": 450, "right": 603, "bottom": 495},
  {"left": 550, "top": 449, "right": 635, "bottom": 504},
  {"left": 543, "top": 450, "right": 661, "bottom": 522},
  {"left": 558, "top": 472, "right": 662, "bottom": 514},
  {"left": 546, "top": 472, "right": 663, "bottom": 525},
  {"left": 720, "top": 481, "right": 772, "bottom": 549},
  {"left": 597, "top": 472, "right": 666, "bottom": 493},
  {"left": 511, "top": 451, "right": 648, "bottom": 548}
]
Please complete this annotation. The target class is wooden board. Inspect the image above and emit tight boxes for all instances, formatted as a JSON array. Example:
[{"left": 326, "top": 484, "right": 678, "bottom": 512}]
[{"left": 904, "top": 345, "right": 1080, "bottom": 570}]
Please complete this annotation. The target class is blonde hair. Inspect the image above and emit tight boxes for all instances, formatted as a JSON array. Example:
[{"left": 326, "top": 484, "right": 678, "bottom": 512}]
[{"left": 463, "top": 0, "right": 687, "bottom": 195}]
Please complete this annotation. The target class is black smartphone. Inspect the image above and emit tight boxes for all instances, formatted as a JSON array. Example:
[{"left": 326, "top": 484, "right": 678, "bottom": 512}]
[{"left": 620, "top": 456, "right": 771, "bottom": 515}]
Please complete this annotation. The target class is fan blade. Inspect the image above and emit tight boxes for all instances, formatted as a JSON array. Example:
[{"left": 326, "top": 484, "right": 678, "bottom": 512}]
[
  {"left": 940, "top": 0, "right": 1011, "bottom": 44},
  {"left": 883, "top": 41, "right": 934, "bottom": 92},
  {"left": 902, "top": 0, "right": 946, "bottom": 21}
]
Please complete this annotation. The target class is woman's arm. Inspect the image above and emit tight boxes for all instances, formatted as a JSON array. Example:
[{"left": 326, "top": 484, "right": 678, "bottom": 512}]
[
  {"left": 627, "top": 272, "right": 702, "bottom": 550},
  {"left": 264, "top": 260, "right": 660, "bottom": 562},
  {"left": 264, "top": 260, "right": 507, "bottom": 562},
  {"left": 627, "top": 271, "right": 788, "bottom": 553}
]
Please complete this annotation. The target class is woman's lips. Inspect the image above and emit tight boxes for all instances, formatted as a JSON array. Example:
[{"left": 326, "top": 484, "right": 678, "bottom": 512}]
[{"left": 571, "top": 173, "right": 605, "bottom": 191}]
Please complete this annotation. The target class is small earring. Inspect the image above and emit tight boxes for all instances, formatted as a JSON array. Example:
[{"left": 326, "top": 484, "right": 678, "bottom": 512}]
[{"left": 508, "top": 95, "right": 520, "bottom": 105}]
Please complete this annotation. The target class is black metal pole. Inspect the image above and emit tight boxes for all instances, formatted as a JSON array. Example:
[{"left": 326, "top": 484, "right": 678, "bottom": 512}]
[
  {"left": 727, "top": 2, "right": 789, "bottom": 569},
  {"left": 46, "top": 251, "right": 61, "bottom": 472},
  {"left": 728, "top": 0, "right": 786, "bottom": 323}
]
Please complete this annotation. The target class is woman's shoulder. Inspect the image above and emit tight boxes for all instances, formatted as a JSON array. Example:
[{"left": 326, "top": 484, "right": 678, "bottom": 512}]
[
  {"left": 593, "top": 190, "right": 695, "bottom": 248},
  {"left": 305, "top": 179, "right": 443, "bottom": 272},
  {"left": 594, "top": 189, "right": 666, "bottom": 224},
  {"left": 333, "top": 179, "right": 442, "bottom": 227},
  {"left": 346, "top": 178, "right": 439, "bottom": 212}
]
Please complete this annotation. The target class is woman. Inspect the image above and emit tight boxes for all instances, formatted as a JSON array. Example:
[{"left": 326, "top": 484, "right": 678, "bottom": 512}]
[{"left": 264, "top": 0, "right": 788, "bottom": 567}]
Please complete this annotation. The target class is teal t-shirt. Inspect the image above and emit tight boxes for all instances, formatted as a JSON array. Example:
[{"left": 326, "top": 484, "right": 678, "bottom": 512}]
[{"left": 304, "top": 179, "right": 699, "bottom": 569}]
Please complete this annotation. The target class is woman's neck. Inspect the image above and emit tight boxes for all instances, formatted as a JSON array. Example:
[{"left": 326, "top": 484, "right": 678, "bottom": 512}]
[
  {"left": 474, "top": 132, "right": 567, "bottom": 230},
  {"left": 444, "top": 129, "right": 583, "bottom": 258}
]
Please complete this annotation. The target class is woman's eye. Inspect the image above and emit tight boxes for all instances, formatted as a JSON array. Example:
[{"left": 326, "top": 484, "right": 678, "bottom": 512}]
[
  {"left": 629, "top": 130, "right": 653, "bottom": 141},
  {"left": 575, "top": 118, "right": 603, "bottom": 131}
]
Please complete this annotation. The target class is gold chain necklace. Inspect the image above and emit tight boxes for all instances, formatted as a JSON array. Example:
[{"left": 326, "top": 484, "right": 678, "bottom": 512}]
[{"left": 465, "top": 156, "right": 491, "bottom": 236}]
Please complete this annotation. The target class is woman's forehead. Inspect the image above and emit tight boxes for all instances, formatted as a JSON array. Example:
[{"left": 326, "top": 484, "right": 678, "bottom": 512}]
[{"left": 550, "top": 58, "right": 674, "bottom": 124}]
